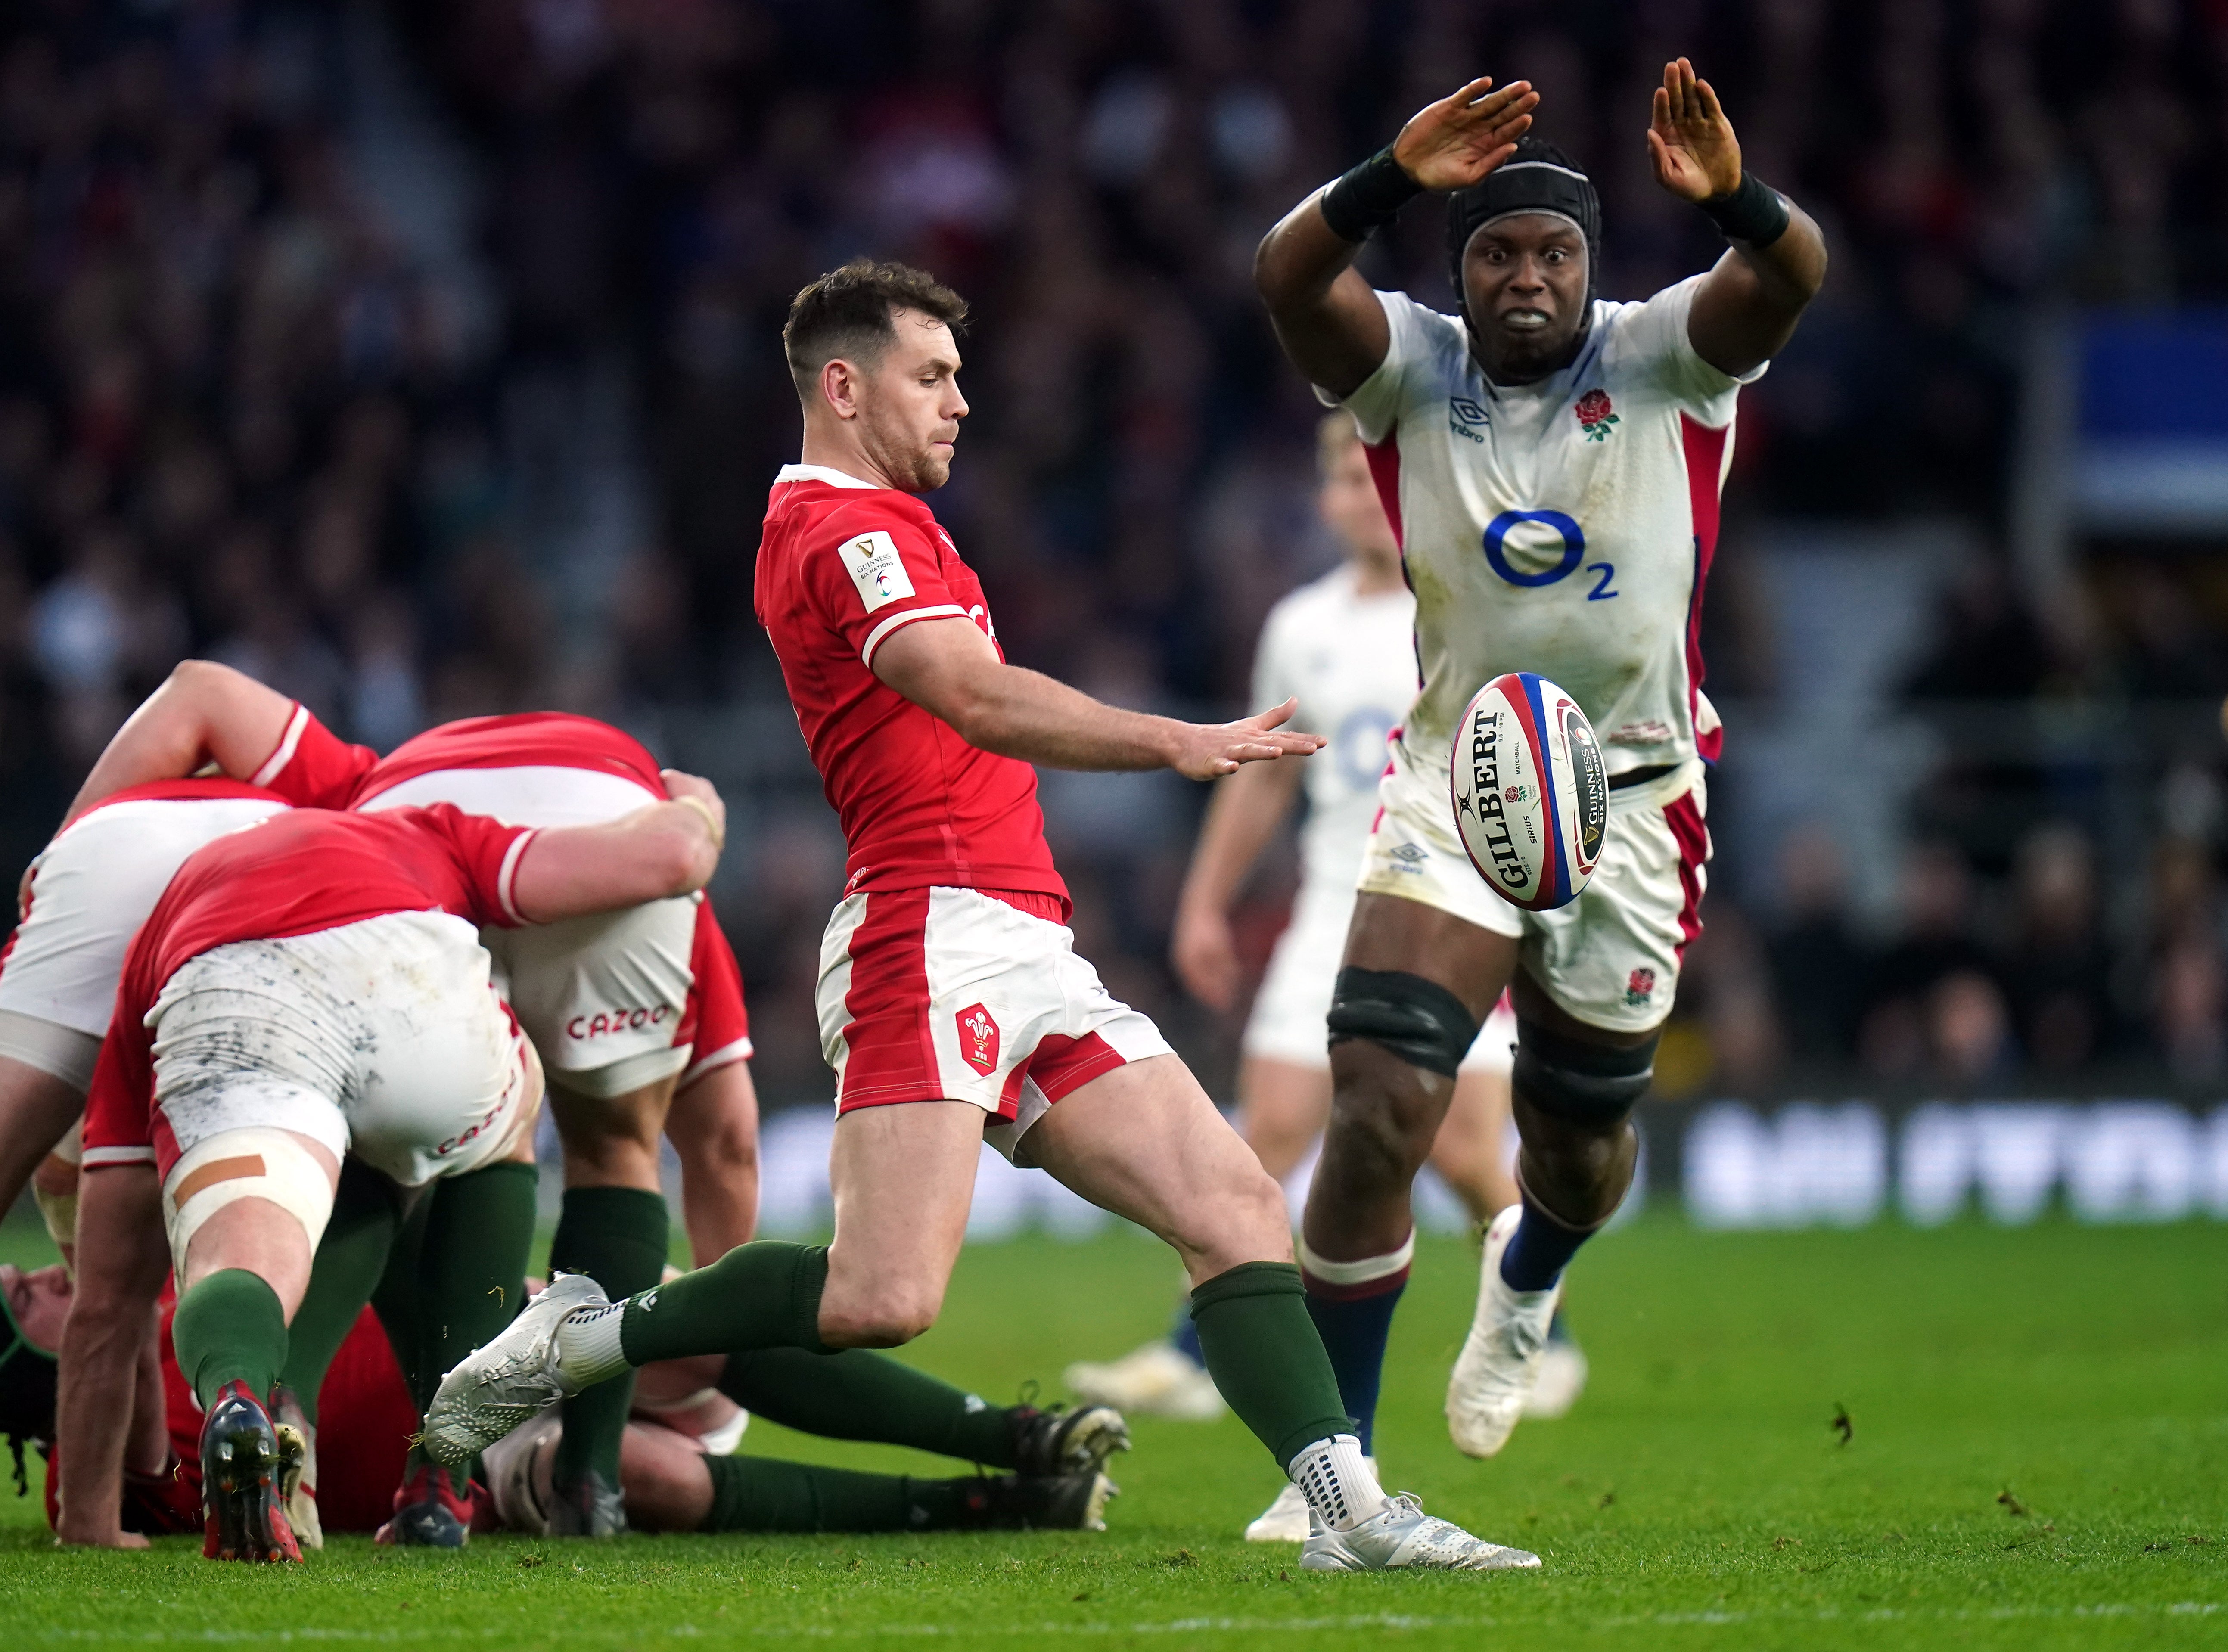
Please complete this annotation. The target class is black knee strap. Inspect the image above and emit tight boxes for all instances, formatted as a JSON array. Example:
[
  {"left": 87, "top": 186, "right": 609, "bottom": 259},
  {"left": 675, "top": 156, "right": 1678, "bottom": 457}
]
[
  {"left": 1326, "top": 968, "right": 1483, "bottom": 1079},
  {"left": 1512, "top": 1019, "right": 1657, "bottom": 1124}
]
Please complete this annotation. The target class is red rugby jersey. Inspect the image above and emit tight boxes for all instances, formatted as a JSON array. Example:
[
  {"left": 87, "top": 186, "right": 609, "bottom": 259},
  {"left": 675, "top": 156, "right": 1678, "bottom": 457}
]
[
  {"left": 351, "top": 712, "right": 666, "bottom": 808},
  {"left": 753, "top": 464, "right": 1065, "bottom": 903},
  {"left": 80, "top": 805, "right": 534, "bottom": 1164}
]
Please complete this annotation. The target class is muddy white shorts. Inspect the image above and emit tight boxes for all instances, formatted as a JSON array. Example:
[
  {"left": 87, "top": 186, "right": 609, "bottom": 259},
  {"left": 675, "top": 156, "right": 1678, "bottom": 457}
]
[
  {"left": 1354, "top": 738, "right": 1711, "bottom": 1036},
  {"left": 0, "top": 794, "right": 289, "bottom": 1050},
  {"left": 148, "top": 909, "right": 535, "bottom": 1187},
  {"left": 816, "top": 886, "right": 1173, "bottom": 1154},
  {"left": 359, "top": 767, "right": 698, "bottom": 1097},
  {"left": 1244, "top": 876, "right": 1517, "bottom": 1073}
]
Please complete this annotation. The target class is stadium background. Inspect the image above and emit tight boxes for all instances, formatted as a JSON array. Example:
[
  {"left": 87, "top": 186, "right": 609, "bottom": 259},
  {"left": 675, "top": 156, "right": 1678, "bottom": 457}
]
[{"left": 3, "top": 0, "right": 2227, "bottom": 1236}]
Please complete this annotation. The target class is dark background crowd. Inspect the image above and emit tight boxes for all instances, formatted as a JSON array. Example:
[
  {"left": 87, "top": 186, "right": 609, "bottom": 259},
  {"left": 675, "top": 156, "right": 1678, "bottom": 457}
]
[{"left": 3, "top": 0, "right": 2227, "bottom": 1109}]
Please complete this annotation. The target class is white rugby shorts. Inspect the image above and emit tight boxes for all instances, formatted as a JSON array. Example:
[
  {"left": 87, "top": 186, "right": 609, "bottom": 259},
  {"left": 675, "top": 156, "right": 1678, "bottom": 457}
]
[
  {"left": 1355, "top": 738, "right": 1710, "bottom": 1035},
  {"left": 1243, "top": 876, "right": 1516, "bottom": 1074},
  {"left": 816, "top": 886, "right": 1172, "bottom": 1158},
  {"left": 359, "top": 767, "right": 698, "bottom": 1097},
  {"left": 0, "top": 795, "right": 289, "bottom": 1043},
  {"left": 148, "top": 910, "right": 535, "bottom": 1187}
]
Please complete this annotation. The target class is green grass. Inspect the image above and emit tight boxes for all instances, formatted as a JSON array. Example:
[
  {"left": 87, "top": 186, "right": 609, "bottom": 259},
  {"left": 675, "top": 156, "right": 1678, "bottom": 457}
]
[{"left": 3, "top": 1213, "right": 2224, "bottom": 1648}]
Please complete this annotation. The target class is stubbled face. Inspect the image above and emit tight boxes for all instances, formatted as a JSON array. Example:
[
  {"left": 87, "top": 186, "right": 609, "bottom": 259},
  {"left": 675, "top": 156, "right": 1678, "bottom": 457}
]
[
  {"left": 1460, "top": 214, "right": 1591, "bottom": 384},
  {"left": 1318, "top": 438, "right": 1399, "bottom": 561},
  {"left": 849, "top": 309, "right": 968, "bottom": 492},
  {"left": 0, "top": 1262, "right": 68, "bottom": 1351}
]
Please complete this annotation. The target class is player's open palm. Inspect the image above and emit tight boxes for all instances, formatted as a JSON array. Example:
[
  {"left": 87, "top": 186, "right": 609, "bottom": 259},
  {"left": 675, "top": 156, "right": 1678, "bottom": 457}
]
[
  {"left": 1390, "top": 77, "right": 1538, "bottom": 193},
  {"left": 1647, "top": 57, "right": 1742, "bottom": 202},
  {"left": 1170, "top": 699, "right": 1323, "bottom": 782}
]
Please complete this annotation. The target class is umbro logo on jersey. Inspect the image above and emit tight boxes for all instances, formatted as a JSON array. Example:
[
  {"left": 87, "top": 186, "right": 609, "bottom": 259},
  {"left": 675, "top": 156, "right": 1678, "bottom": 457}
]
[
  {"left": 1448, "top": 396, "right": 1488, "bottom": 443},
  {"left": 1388, "top": 842, "right": 1428, "bottom": 866}
]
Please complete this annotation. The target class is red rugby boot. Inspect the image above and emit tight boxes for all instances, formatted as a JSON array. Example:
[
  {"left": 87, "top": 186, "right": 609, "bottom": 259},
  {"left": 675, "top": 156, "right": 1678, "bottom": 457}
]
[{"left": 198, "top": 1381, "right": 303, "bottom": 1563}]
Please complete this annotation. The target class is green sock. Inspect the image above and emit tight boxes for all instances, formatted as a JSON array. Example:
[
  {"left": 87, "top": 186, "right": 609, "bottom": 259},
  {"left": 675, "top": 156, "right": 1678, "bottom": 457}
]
[
  {"left": 370, "top": 1185, "right": 434, "bottom": 1404},
  {"left": 1189, "top": 1261, "right": 1354, "bottom": 1467},
  {"left": 718, "top": 1348, "right": 1014, "bottom": 1466},
  {"left": 697, "top": 1454, "right": 985, "bottom": 1534},
  {"left": 173, "top": 1269, "right": 291, "bottom": 1411},
  {"left": 549, "top": 1186, "right": 670, "bottom": 1489},
  {"left": 277, "top": 1161, "right": 402, "bottom": 1424},
  {"left": 618, "top": 1241, "right": 830, "bottom": 1365},
  {"left": 399, "top": 1161, "right": 541, "bottom": 1484}
]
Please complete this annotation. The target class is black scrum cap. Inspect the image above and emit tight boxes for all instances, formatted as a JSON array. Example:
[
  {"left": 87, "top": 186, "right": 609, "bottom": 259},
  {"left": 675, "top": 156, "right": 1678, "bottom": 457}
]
[{"left": 1445, "top": 137, "right": 1602, "bottom": 326}]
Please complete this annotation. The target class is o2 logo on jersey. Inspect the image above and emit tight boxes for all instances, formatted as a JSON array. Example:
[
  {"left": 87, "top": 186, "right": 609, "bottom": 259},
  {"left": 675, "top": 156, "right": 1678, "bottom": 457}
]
[{"left": 1481, "top": 510, "right": 1619, "bottom": 601}]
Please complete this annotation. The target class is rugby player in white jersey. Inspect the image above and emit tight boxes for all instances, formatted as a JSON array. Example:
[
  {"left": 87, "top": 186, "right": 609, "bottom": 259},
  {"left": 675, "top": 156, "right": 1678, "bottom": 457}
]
[
  {"left": 1255, "top": 60, "right": 1824, "bottom": 1465},
  {"left": 1067, "top": 415, "right": 1582, "bottom": 1510},
  {"left": 428, "top": 258, "right": 1538, "bottom": 1572}
]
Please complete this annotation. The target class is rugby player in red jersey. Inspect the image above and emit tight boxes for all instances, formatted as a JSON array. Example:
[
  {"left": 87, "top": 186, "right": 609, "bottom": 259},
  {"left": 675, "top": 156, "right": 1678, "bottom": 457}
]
[
  {"left": 430, "top": 259, "right": 1537, "bottom": 1572},
  {"left": 56, "top": 787, "right": 724, "bottom": 1560}
]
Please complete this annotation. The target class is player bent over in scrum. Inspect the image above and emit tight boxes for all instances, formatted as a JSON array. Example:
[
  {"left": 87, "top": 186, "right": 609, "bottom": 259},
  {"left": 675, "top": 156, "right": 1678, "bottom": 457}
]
[
  {"left": 57, "top": 788, "right": 724, "bottom": 1560},
  {"left": 1255, "top": 62, "right": 1823, "bottom": 1463},
  {"left": 76, "top": 666, "right": 768, "bottom": 1540},
  {"left": 431, "top": 259, "right": 1536, "bottom": 1571}
]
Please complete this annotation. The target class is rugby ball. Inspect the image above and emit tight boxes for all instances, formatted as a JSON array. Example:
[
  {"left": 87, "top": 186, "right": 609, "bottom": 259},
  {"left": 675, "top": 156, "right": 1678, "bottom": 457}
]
[{"left": 1450, "top": 672, "right": 1609, "bottom": 911}]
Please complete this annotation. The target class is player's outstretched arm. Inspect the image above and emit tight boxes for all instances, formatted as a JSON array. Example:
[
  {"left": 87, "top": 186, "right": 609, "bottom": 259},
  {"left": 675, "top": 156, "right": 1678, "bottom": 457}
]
[
  {"left": 1171, "top": 758, "right": 1306, "bottom": 1012},
  {"left": 874, "top": 616, "right": 1324, "bottom": 780},
  {"left": 55, "top": 1163, "right": 170, "bottom": 1548},
  {"left": 1256, "top": 75, "right": 1536, "bottom": 398},
  {"left": 60, "top": 660, "right": 296, "bottom": 827},
  {"left": 509, "top": 771, "right": 725, "bottom": 922},
  {"left": 1649, "top": 56, "right": 1827, "bottom": 377}
]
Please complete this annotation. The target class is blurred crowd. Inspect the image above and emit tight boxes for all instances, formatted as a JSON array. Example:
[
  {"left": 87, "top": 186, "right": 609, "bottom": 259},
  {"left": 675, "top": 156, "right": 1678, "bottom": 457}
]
[{"left": 4, "top": 1, "right": 2228, "bottom": 1102}]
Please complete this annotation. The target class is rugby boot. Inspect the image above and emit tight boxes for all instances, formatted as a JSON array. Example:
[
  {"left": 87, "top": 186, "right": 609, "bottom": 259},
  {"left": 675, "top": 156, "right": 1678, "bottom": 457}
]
[
  {"left": 1445, "top": 1205, "right": 1560, "bottom": 1458},
  {"left": 955, "top": 1471, "right": 1119, "bottom": 1532},
  {"left": 376, "top": 1460, "right": 477, "bottom": 1548},
  {"left": 1063, "top": 1340, "right": 1226, "bottom": 1420},
  {"left": 198, "top": 1380, "right": 302, "bottom": 1563},
  {"left": 1522, "top": 1312, "right": 1590, "bottom": 1421},
  {"left": 1299, "top": 1493, "right": 1540, "bottom": 1572},
  {"left": 481, "top": 1410, "right": 561, "bottom": 1537},
  {"left": 270, "top": 1386, "right": 323, "bottom": 1549},
  {"left": 1007, "top": 1398, "right": 1131, "bottom": 1478},
  {"left": 1244, "top": 1454, "right": 1377, "bottom": 1543},
  {"left": 547, "top": 1467, "right": 628, "bottom": 1538},
  {"left": 424, "top": 1271, "right": 608, "bottom": 1466}
]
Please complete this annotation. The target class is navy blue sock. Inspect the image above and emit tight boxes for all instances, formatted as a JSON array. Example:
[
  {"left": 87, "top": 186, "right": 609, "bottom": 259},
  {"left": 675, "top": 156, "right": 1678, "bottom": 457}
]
[
  {"left": 1297, "top": 1245, "right": 1411, "bottom": 1456},
  {"left": 1167, "top": 1298, "right": 1205, "bottom": 1367},
  {"left": 1498, "top": 1186, "right": 1596, "bottom": 1292}
]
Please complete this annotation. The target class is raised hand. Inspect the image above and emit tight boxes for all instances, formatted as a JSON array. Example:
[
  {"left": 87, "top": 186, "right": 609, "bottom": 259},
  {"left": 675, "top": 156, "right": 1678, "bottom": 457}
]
[
  {"left": 1390, "top": 77, "right": 1539, "bottom": 193},
  {"left": 1167, "top": 698, "right": 1324, "bottom": 781},
  {"left": 1647, "top": 57, "right": 1743, "bottom": 202}
]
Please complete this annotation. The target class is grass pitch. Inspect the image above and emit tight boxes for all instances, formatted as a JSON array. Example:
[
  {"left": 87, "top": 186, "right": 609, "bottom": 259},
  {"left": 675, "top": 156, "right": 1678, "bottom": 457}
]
[{"left": 2, "top": 1211, "right": 2224, "bottom": 1649}]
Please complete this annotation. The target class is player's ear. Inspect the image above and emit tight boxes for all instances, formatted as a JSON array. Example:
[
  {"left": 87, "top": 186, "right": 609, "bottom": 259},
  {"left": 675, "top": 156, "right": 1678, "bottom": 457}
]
[{"left": 820, "top": 357, "right": 860, "bottom": 421}]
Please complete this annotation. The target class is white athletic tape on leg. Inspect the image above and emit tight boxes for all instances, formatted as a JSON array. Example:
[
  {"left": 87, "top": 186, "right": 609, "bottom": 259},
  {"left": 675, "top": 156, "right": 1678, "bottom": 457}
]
[
  {"left": 162, "top": 1127, "right": 336, "bottom": 1268},
  {"left": 1295, "top": 1230, "right": 1415, "bottom": 1289},
  {"left": 33, "top": 1183, "right": 78, "bottom": 1261}
]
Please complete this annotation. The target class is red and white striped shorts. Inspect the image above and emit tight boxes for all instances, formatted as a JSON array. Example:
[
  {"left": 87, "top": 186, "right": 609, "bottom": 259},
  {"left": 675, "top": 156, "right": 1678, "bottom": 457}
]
[{"left": 815, "top": 886, "right": 1172, "bottom": 1151}]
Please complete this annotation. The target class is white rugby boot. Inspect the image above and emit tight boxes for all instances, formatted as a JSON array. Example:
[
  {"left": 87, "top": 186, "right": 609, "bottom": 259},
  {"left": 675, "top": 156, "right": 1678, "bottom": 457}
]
[
  {"left": 1445, "top": 1205, "right": 1561, "bottom": 1458},
  {"left": 1245, "top": 1453, "right": 1377, "bottom": 1542},
  {"left": 1300, "top": 1493, "right": 1542, "bottom": 1572},
  {"left": 1063, "top": 1340, "right": 1226, "bottom": 1421},
  {"left": 423, "top": 1272, "right": 609, "bottom": 1466},
  {"left": 1522, "top": 1325, "right": 1590, "bottom": 1420}
]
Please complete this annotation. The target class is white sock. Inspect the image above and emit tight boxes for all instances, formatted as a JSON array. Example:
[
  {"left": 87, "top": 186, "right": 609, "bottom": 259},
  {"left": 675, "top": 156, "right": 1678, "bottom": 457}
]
[
  {"left": 554, "top": 1301, "right": 630, "bottom": 1387},
  {"left": 1286, "top": 1433, "right": 1388, "bottom": 1533}
]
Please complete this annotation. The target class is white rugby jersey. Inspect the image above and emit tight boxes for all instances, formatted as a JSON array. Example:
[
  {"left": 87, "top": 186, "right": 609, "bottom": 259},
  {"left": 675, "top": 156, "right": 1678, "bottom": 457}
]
[
  {"left": 1335, "top": 274, "right": 1760, "bottom": 781},
  {"left": 1251, "top": 563, "right": 1416, "bottom": 888}
]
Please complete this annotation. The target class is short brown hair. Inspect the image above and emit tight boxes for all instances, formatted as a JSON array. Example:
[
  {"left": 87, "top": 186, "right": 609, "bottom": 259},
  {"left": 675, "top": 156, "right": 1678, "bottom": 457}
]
[
  {"left": 783, "top": 258, "right": 969, "bottom": 399},
  {"left": 1316, "top": 410, "right": 1364, "bottom": 476}
]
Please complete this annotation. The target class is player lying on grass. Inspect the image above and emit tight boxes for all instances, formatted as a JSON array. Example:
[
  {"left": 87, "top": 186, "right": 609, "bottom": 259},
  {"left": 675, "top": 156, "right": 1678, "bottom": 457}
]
[
  {"left": 1253, "top": 58, "right": 1823, "bottom": 1481},
  {"left": 7, "top": 1264, "right": 1125, "bottom": 1542},
  {"left": 1066, "top": 414, "right": 1583, "bottom": 1543},
  {"left": 427, "top": 258, "right": 1538, "bottom": 1573},
  {"left": 56, "top": 787, "right": 724, "bottom": 1561},
  {"left": 35, "top": 663, "right": 765, "bottom": 1541}
]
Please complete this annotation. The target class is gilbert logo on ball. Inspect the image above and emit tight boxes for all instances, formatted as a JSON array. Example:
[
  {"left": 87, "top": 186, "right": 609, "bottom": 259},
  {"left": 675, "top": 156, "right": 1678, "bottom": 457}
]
[{"left": 1451, "top": 672, "right": 1609, "bottom": 911}]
